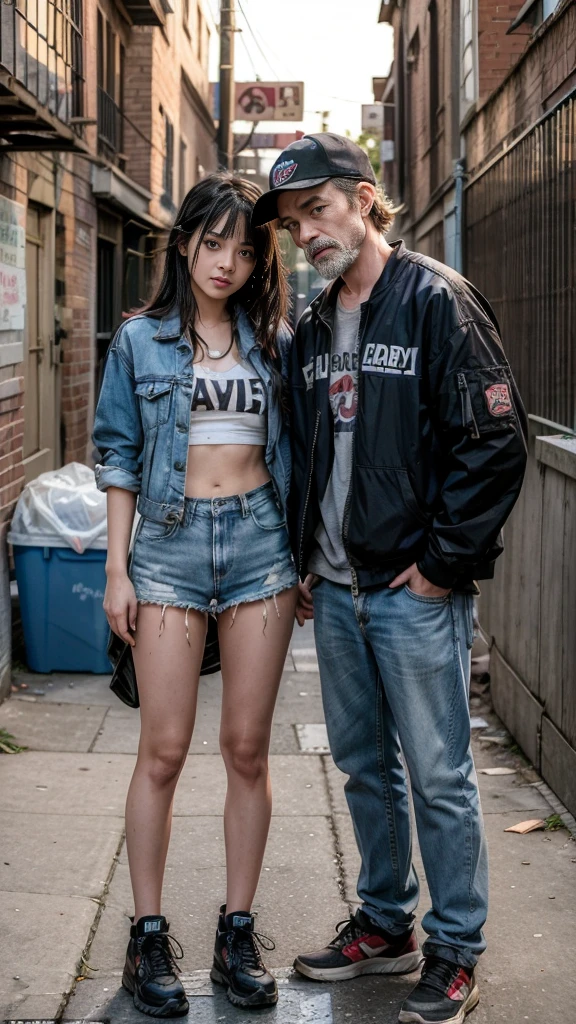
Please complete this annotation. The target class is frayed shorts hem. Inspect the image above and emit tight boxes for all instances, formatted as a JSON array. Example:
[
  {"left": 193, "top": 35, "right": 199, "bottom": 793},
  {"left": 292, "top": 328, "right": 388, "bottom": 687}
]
[{"left": 133, "top": 578, "right": 298, "bottom": 617}]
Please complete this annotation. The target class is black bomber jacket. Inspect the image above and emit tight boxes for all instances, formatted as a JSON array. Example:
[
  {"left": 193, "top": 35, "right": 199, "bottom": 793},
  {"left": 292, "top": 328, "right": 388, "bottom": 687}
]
[{"left": 288, "top": 241, "right": 528, "bottom": 593}]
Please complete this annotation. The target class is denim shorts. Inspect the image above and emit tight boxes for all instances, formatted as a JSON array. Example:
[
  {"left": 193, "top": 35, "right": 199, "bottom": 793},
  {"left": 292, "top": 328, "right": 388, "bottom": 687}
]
[{"left": 130, "top": 481, "right": 298, "bottom": 618}]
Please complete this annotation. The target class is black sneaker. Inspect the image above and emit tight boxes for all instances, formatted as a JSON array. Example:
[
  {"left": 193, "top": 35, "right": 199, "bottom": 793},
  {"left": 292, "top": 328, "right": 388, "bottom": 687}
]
[
  {"left": 293, "top": 908, "right": 421, "bottom": 981},
  {"left": 398, "top": 956, "right": 479, "bottom": 1023},
  {"left": 210, "top": 906, "right": 278, "bottom": 1007},
  {"left": 122, "top": 915, "right": 189, "bottom": 1018}
]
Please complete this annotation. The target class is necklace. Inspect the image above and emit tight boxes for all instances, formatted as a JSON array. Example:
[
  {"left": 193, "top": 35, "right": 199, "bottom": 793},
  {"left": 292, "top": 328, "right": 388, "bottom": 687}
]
[{"left": 191, "top": 325, "right": 235, "bottom": 360}]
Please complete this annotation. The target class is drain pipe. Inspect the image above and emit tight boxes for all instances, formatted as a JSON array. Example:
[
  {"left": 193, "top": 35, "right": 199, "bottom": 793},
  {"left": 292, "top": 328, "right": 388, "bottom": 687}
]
[{"left": 453, "top": 159, "right": 466, "bottom": 274}]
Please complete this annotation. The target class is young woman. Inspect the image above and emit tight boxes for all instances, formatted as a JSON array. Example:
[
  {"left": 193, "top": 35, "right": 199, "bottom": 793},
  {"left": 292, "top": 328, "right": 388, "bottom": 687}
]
[{"left": 93, "top": 174, "right": 298, "bottom": 1018}]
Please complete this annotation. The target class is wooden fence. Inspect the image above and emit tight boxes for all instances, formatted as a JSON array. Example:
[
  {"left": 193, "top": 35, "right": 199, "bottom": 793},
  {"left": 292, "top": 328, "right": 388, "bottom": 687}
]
[{"left": 478, "top": 428, "right": 576, "bottom": 817}]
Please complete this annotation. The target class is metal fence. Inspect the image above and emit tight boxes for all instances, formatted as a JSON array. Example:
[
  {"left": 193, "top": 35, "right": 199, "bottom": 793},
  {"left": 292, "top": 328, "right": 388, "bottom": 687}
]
[{"left": 465, "top": 90, "right": 575, "bottom": 433}]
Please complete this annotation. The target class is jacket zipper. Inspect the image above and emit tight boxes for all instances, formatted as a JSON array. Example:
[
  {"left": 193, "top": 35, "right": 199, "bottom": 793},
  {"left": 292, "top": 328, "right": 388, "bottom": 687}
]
[
  {"left": 298, "top": 408, "right": 321, "bottom": 576},
  {"left": 457, "top": 372, "right": 480, "bottom": 440}
]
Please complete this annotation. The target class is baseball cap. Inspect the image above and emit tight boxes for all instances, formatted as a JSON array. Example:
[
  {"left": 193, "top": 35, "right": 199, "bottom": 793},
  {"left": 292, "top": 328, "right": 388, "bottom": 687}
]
[{"left": 252, "top": 133, "right": 377, "bottom": 227}]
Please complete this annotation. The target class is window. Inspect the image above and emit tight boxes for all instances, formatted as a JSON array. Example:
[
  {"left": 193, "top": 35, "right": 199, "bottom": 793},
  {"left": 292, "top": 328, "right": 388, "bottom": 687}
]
[
  {"left": 428, "top": 0, "right": 440, "bottom": 191},
  {"left": 179, "top": 138, "right": 188, "bottom": 200},
  {"left": 508, "top": 0, "right": 562, "bottom": 34},
  {"left": 183, "top": 0, "right": 190, "bottom": 35},
  {"left": 162, "top": 112, "right": 175, "bottom": 206},
  {"left": 429, "top": 2, "right": 439, "bottom": 131},
  {"left": 204, "top": 24, "right": 210, "bottom": 71},
  {"left": 197, "top": 4, "right": 203, "bottom": 62},
  {"left": 460, "top": 0, "right": 477, "bottom": 116},
  {"left": 97, "top": 12, "right": 123, "bottom": 158}
]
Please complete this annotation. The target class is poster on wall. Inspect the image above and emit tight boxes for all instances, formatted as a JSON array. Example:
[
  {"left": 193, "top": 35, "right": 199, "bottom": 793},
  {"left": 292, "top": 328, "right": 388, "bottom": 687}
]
[{"left": 0, "top": 196, "right": 26, "bottom": 332}]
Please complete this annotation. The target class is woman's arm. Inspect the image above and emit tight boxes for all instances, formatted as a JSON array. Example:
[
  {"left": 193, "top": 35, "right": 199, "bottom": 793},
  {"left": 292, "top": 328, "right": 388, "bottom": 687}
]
[
  {"left": 93, "top": 323, "right": 143, "bottom": 495},
  {"left": 103, "top": 486, "right": 138, "bottom": 646}
]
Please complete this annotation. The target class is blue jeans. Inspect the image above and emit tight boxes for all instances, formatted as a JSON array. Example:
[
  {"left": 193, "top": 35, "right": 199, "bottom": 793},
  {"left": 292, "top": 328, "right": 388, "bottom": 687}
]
[{"left": 313, "top": 580, "right": 488, "bottom": 968}]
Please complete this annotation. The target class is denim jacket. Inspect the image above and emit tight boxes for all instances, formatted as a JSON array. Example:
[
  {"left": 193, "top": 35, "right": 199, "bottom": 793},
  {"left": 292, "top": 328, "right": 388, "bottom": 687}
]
[{"left": 93, "top": 306, "right": 292, "bottom": 524}]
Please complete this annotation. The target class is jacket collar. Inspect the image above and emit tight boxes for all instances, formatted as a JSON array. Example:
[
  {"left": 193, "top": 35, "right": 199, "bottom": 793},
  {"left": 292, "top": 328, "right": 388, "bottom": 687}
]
[
  {"left": 310, "top": 239, "right": 408, "bottom": 321},
  {"left": 152, "top": 308, "right": 181, "bottom": 340},
  {"left": 152, "top": 304, "right": 258, "bottom": 358}
]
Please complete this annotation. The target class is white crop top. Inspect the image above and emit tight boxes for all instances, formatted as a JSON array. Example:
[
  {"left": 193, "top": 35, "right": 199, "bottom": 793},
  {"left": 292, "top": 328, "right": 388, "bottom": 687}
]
[{"left": 188, "top": 359, "right": 268, "bottom": 446}]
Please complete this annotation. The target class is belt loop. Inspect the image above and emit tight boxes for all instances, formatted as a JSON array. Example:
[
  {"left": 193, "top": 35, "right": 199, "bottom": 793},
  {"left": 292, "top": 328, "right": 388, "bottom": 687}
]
[{"left": 239, "top": 492, "right": 249, "bottom": 517}]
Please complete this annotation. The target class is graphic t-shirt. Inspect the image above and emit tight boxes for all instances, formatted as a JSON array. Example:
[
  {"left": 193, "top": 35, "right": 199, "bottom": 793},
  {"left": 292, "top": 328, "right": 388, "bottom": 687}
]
[
  {"left": 188, "top": 358, "right": 267, "bottom": 446},
  {"left": 308, "top": 298, "right": 361, "bottom": 584}
]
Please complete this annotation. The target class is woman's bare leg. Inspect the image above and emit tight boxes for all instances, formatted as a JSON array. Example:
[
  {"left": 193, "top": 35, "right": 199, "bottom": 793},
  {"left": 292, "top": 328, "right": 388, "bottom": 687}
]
[
  {"left": 218, "top": 587, "right": 298, "bottom": 914},
  {"left": 127, "top": 604, "right": 207, "bottom": 920}
]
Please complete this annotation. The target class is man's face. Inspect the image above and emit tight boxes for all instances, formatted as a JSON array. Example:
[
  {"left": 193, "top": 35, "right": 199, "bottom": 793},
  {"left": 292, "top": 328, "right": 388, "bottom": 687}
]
[{"left": 277, "top": 181, "right": 367, "bottom": 279}]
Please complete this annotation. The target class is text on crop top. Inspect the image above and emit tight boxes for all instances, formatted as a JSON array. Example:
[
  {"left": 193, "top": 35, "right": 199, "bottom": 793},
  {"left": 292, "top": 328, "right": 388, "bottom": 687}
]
[{"left": 188, "top": 358, "right": 267, "bottom": 446}]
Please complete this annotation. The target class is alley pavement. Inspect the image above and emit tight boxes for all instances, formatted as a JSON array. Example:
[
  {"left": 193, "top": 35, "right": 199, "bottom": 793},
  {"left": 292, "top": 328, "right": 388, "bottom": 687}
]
[{"left": 1, "top": 621, "right": 575, "bottom": 1023}]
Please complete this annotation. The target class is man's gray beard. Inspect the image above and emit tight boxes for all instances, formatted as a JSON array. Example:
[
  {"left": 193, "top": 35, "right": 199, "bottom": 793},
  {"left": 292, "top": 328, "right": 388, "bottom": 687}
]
[
  {"left": 304, "top": 227, "right": 365, "bottom": 280},
  {"left": 310, "top": 245, "right": 361, "bottom": 280}
]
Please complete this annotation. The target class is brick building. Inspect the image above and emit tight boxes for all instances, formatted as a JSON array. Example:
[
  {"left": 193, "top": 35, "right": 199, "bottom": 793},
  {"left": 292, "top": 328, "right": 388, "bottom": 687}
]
[
  {"left": 0, "top": 0, "right": 216, "bottom": 700},
  {"left": 374, "top": 0, "right": 566, "bottom": 261}
]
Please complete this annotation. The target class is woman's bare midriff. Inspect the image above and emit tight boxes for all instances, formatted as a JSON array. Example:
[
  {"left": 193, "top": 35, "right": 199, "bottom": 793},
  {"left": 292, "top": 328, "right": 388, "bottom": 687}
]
[{"left": 185, "top": 444, "right": 271, "bottom": 499}]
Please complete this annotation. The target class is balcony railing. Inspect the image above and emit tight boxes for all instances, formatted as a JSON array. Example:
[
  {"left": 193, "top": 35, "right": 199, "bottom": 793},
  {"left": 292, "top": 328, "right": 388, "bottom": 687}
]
[
  {"left": 0, "top": 0, "right": 84, "bottom": 123},
  {"left": 97, "top": 86, "right": 123, "bottom": 159}
]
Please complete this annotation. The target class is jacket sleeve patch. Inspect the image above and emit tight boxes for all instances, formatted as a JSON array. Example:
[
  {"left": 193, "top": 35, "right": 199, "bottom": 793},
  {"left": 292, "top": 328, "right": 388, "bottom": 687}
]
[{"left": 485, "top": 382, "right": 512, "bottom": 417}]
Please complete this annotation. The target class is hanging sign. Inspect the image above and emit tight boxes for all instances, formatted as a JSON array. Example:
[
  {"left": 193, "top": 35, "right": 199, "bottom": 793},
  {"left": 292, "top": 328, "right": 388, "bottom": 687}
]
[
  {"left": 0, "top": 196, "right": 26, "bottom": 331},
  {"left": 235, "top": 82, "right": 304, "bottom": 122}
]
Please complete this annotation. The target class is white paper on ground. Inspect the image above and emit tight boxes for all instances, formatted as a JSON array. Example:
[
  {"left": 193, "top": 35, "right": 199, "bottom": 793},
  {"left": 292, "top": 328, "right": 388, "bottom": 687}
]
[{"left": 295, "top": 723, "right": 330, "bottom": 752}]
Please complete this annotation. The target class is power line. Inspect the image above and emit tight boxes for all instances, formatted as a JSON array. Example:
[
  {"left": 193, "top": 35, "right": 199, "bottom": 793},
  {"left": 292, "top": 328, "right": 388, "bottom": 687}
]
[
  {"left": 236, "top": 0, "right": 281, "bottom": 80},
  {"left": 238, "top": 27, "right": 259, "bottom": 79}
]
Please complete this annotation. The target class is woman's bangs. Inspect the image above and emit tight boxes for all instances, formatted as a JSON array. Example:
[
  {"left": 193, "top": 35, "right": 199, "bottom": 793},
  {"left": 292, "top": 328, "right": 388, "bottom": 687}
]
[{"left": 203, "top": 194, "right": 253, "bottom": 244}]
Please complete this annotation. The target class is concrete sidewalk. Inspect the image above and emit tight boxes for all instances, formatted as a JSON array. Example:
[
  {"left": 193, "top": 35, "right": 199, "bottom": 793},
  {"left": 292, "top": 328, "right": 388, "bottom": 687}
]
[{"left": 1, "top": 621, "right": 575, "bottom": 1023}]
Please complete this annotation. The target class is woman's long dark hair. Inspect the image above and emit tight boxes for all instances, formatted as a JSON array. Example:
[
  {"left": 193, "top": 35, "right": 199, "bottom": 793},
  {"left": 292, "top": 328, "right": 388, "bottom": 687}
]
[{"left": 137, "top": 173, "right": 288, "bottom": 360}]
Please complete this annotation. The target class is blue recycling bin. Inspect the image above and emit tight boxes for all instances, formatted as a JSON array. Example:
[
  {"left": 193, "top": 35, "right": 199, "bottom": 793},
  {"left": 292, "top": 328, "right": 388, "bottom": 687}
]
[{"left": 13, "top": 544, "right": 110, "bottom": 674}]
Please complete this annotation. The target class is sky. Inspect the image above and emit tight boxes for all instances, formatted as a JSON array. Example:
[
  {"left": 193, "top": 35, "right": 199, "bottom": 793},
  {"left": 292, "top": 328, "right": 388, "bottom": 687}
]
[{"left": 207, "top": 0, "right": 394, "bottom": 140}]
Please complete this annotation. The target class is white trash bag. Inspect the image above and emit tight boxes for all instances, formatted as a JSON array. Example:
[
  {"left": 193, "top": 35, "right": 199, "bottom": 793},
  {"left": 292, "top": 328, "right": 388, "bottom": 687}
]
[{"left": 8, "top": 462, "right": 107, "bottom": 553}]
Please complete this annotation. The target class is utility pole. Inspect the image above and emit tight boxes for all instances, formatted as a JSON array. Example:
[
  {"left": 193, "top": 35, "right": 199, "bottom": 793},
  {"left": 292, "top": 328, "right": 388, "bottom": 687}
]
[{"left": 217, "top": 0, "right": 235, "bottom": 169}]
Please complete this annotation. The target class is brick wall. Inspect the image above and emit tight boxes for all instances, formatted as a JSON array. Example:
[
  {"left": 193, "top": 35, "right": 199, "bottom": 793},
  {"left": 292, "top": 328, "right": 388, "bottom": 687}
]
[
  {"left": 388, "top": 0, "right": 539, "bottom": 248},
  {"left": 58, "top": 163, "right": 96, "bottom": 464},
  {"left": 477, "top": 4, "right": 531, "bottom": 105},
  {"left": 465, "top": 0, "right": 576, "bottom": 172},
  {"left": 0, "top": 158, "right": 28, "bottom": 529},
  {"left": 122, "top": 28, "right": 155, "bottom": 194}
]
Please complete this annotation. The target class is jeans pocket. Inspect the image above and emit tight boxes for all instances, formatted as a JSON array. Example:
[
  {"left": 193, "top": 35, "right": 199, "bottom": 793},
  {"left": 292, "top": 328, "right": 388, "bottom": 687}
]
[
  {"left": 139, "top": 517, "right": 180, "bottom": 542},
  {"left": 404, "top": 584, "right": 450, "bottom": 605},
  {"left": 249, "top": 497, "right": 287, "bottom": 531}
]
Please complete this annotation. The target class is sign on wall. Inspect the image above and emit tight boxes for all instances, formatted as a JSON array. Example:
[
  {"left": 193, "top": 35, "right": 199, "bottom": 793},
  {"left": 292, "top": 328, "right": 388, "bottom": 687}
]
[
  {"left": 361, "top": 104, "right": 384, "bottom": 132},
  {"left": 0, "top": 196, "right": 26, "bottom": 331},
  {"left": 235, "top": 82, "right": 304, "bottom": 121}
]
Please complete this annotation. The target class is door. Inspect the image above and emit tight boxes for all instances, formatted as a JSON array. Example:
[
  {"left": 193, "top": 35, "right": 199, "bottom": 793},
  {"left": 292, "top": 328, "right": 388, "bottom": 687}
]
[{"left": 23, "top": 204, "right": 59, "bottom": 481}]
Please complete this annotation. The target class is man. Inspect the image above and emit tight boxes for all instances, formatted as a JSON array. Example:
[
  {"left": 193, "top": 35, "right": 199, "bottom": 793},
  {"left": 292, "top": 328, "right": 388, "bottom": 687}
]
[{"left": 252, "top": 134, "right": 527, "bottom": 1024}]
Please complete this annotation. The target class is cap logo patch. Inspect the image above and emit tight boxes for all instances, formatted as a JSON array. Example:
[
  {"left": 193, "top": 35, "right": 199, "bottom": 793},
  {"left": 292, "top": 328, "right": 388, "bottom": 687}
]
[
  {"left": 485, "top": 382, "right": 512, "bottom": 416},
  {"left": 272, "top": 159, "right": 298, "bottom": 188}
]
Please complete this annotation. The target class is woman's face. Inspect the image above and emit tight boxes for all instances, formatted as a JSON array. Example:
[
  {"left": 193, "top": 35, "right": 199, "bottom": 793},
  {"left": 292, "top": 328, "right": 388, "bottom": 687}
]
[{"left": 179, "top": 212, "right": 256, "bottom": 302}]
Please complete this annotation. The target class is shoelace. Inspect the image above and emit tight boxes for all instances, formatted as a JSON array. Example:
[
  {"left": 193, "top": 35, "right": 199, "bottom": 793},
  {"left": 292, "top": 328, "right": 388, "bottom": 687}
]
[
  {"left": 228, "top": 928, "right": 276, "bottom": 975},
  {"left": 140, "top": 932, "right": 185, "bottom": 977},
  {"left": 418, "top": 957, "right": 462, "bottom": 996},
  {"left": 328, "top": 915, "right": 364, "bottom": 950}
]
